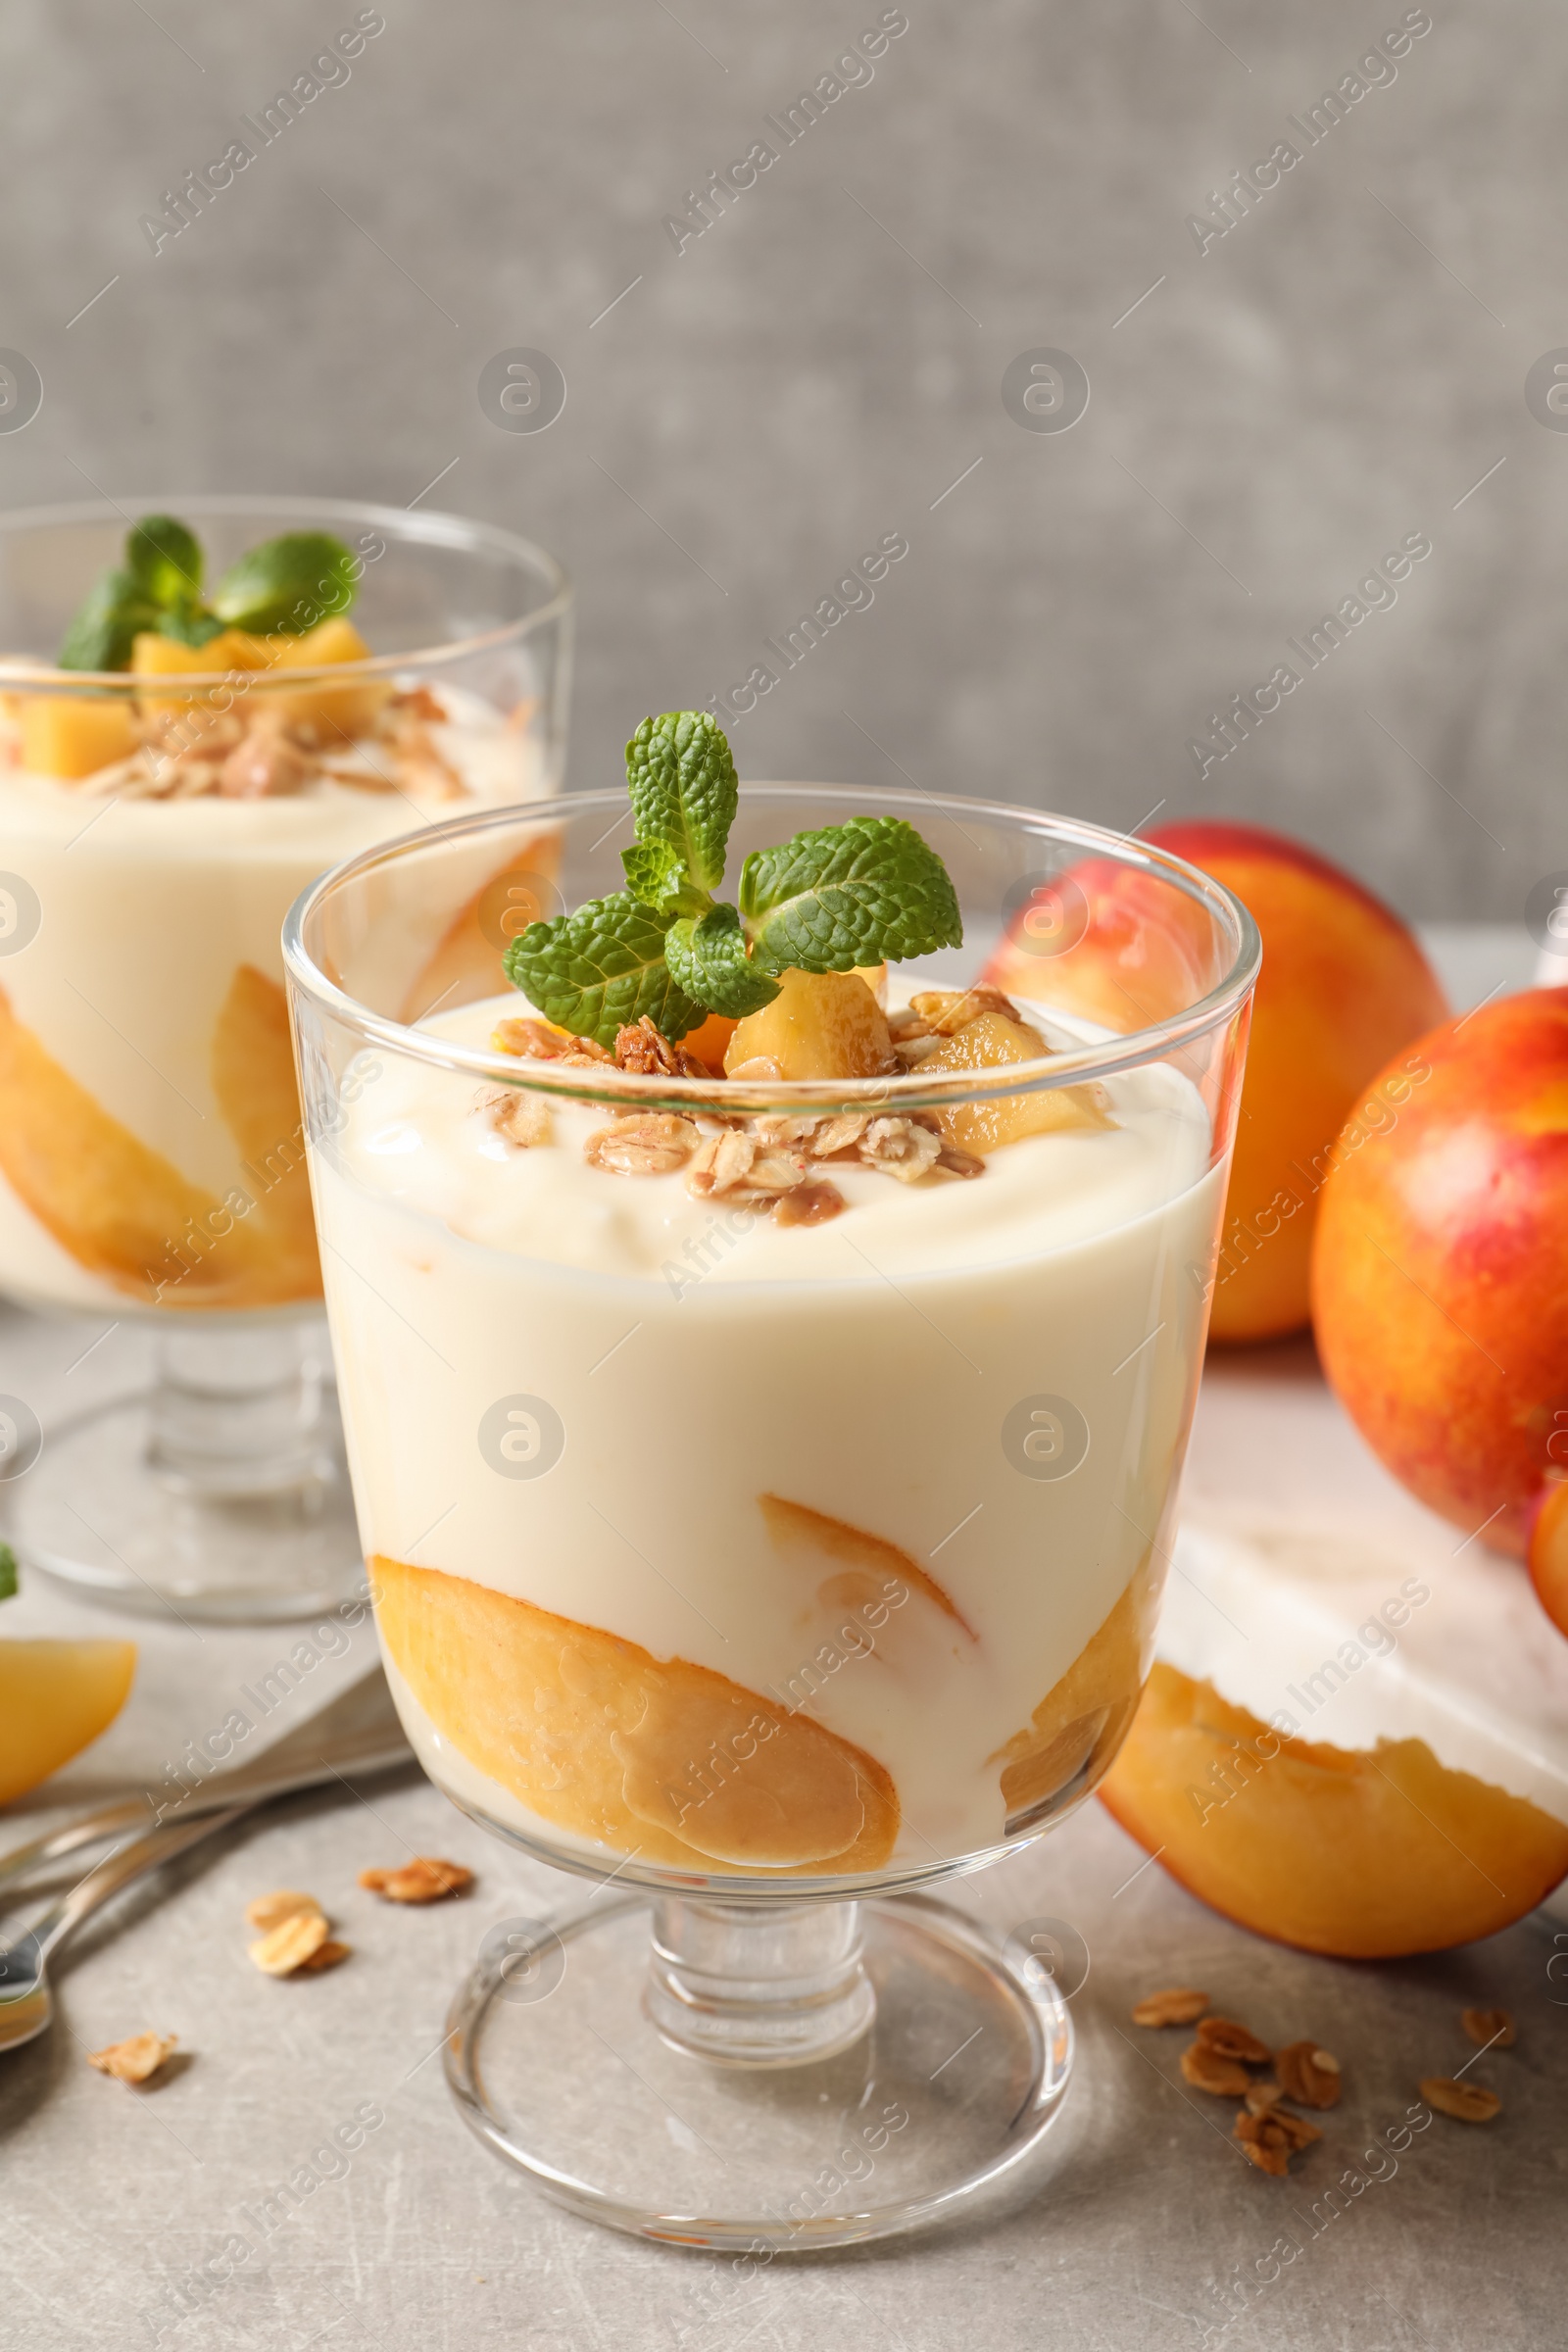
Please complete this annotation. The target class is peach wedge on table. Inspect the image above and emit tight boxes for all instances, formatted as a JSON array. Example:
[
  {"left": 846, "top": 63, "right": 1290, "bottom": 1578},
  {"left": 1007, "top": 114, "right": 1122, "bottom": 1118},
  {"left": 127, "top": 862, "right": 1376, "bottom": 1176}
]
[
  {"left": 1099, "top": 1663, "right": 1568, "bottom": 1958},
  {"left": 0, "top": 1634, "right": 136, "bottom": 1805}
]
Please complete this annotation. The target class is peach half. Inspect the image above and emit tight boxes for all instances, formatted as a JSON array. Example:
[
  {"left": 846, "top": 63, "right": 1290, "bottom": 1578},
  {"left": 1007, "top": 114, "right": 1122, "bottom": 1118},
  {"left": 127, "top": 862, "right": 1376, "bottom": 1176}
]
[{"left": 1099, "top": 1663, "right": 1568, "bottom": 1957}]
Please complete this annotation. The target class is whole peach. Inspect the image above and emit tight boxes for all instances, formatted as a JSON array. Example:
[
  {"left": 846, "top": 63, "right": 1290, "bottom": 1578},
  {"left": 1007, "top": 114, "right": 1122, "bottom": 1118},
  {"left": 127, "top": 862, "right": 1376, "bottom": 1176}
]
[
  {"left": 985, "top": 821, "right": 1447, "bottom": 1342},
  {"left": 1148, "top": 823, "right": 1446, "bottom": 1341},
  {"left": 1312, "top": 988, "right": 1568, "bottom": 1559}
]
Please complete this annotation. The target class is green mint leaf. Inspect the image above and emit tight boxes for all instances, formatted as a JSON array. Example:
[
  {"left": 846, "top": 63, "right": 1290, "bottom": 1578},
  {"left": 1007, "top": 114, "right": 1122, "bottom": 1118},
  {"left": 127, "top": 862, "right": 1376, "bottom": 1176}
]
[
  {"left": 625, "top": 711, "right": 737, "bottom": 893},
  {"left": 124, "top": 514, "right": 204, "bottom": 607},
  {"left": 620, "top": 841, "right": 685, "bottom": 908},
  {"left": 156, "top": 606, "right": 228, "bottom": 651},
  {"left": 504, "top": 891, "right": 704, "bottom": 1050},
  {"left": 211, "top": 530, "right": 359, "bottom": 635},
  {"left": 58, "top": 566, "right": 164, "bottom": 671},
  {"left": 740, "top": 815, "right": 963, "bottom": 976},
  {"left": 665, "top": 903, "right": 781, "bottom": 1019},
  {"left": 0, "top": 1542, "right": 16, "bottom": 1602}
]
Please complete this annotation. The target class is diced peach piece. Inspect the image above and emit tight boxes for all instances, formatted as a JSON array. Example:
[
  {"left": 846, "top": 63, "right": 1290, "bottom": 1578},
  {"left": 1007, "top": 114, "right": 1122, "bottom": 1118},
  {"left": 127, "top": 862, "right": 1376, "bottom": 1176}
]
[
  {"left": 131, "top": 628, "right": 273, "bottom": 680},
  {"left": 266, "top": 616, "right": 372, "bottom": 670},
  {"left": 1099, "top": 1662, "right": 1568, "bottom": 1957},
  {"left": 131, "top": 630, "right": 246, "bottom": 725},
  {"left": 917, "top": 1010, "right": 1113, "bottom": 1154},
  {"left": 20, "top": 696, "right": 137, "bottom": 780},
  {"left": 269, "top": 617, "right": 387, "bottom": 744},
  {"left": 725, "top": 969, "right": 892, "bottom": 1082},
  {"left": 0, "top": 1638, "right": 136, "bottom": 1803},
  {"left": 680, "top": 1009, "right": 739, "bottom": 1071}
]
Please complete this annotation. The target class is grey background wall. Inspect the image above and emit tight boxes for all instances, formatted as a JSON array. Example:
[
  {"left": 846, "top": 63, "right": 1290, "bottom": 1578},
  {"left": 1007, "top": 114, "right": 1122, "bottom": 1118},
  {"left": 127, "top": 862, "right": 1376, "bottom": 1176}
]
[{"left": 1, "top": 0, "right": 1561, "bottom": 918}]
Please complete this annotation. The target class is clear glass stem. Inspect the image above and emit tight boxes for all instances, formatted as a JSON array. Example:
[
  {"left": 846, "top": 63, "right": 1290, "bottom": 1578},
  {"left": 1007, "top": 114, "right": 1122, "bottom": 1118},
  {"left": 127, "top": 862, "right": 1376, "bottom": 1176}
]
[
  {"left": 146, "top": 1316, "right": 336, "bottom": 1499},
  {"left": 647, "top": 1898, "right": 875, "bottom": 2069}
]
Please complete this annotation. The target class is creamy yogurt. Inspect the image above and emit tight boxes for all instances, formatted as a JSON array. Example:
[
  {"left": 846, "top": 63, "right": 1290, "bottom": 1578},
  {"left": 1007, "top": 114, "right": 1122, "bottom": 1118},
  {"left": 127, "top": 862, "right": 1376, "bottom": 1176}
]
[
  {"left": 0, "top": 689, "right": 547, "bottom": 1312},
  {"left": 315, "top": 990, "right": 1226, "bottom": 1869}
]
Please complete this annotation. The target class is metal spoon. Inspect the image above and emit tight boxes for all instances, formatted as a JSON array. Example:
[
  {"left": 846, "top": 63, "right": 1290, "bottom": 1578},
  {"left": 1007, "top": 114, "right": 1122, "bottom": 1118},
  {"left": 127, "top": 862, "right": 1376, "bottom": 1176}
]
[
  {"left": 0, "top": 1662, "right": 410, "bottom": 1901},
  {"left": 0, "top": 1806, "right": 249, "bottom": 2054}
]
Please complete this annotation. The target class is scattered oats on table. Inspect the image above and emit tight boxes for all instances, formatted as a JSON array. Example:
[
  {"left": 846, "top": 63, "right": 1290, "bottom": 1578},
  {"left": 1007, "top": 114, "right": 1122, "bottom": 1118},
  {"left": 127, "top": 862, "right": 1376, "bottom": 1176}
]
[
  {"left": 88, "top": 2031, "right": 178, "bottom": 2085},
  {"left": 360, "top": 1856, "right": 473, "bottom": 1903},
  {"left": 1179, "top": 2041, "right": 1250, "bottom": 2097},
  {"left": 1196, "top": 2015, "right": 1272, "bottom": 2066},
  {"left": 1234, "top": 2103, "right": 1321, "bottom": 2178},
  {"left": 296, "top": 1938, "right": 353, "bottom": 1974},
  {"left": 1420, "top": 2077, "right": 1501, "bottom": 2124},
  {"left": 249, "top": 1909, "right": 333, "bottom": 1977},
  {"left": 1274, "top": 2039, "right": 1342, "bottom": 2108},
  {"left": 1130, "top": 1986, "right": 1209, "bottom": 2028},
  {"left": 244, "top": 1888, "right": 323, "bottom": 1934}
]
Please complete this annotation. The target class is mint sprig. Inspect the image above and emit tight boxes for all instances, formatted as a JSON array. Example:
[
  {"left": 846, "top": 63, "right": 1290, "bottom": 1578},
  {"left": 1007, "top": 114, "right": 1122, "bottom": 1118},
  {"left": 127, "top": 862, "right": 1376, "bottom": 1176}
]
[
  {"left": 505, "top": 894, "right": 704, "bottom": 1046},
  {"left": 503, "top": 710, "right": 963, "bottom": 1052},
  {"left": 0, "top": 1542, "right": 17, "bottom": 1603},
  {"left": 58, "top": 514, "right": 360, "bottom": 670},
  {"left": 665, "top": 902, "right": 782, "bottom": 1018},
  {"left": 625, "top": 711, "right": 737, "bottom": 893},
  {"left": 741, "top": 816, "right": 962, "bottom": 976}
]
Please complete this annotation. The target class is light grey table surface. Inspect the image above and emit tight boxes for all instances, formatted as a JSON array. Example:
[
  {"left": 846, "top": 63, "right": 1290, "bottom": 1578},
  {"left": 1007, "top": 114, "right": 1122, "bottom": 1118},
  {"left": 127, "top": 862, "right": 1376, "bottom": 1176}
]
[{"left": 2, "top": 927, "right": 1562, "bottom": 2352}]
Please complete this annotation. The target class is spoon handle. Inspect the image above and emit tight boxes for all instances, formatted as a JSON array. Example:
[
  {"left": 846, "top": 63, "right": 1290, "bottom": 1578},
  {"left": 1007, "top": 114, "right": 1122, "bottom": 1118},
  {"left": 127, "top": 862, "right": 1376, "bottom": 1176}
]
[
  {"left": 22, "top": 1807, "right": 252, "bottom": 1967},
  {"left": 0, "top": 1729, "right": 411, "bottom": 1900}
]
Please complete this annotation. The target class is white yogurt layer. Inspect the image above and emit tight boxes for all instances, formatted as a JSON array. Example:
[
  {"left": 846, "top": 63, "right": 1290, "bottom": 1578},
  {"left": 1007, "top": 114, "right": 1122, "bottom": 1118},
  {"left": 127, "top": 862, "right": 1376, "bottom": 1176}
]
[
  {"left": 1172, "top": 1360, "right": 1568, "bottom": 1827},
  {"left": 317, "top": 990, "right": 1226, "bottom": 1866},
  {"left": 0, "top": 690, "right": 546, "bottom": 1311}
]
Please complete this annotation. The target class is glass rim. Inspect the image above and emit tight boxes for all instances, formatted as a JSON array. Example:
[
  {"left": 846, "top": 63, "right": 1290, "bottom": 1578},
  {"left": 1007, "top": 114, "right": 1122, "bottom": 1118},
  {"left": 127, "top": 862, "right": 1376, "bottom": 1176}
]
[
  {"left": 0, "top": 492, "right": 571, "bottom": 692},
  {"left": 283, "top": 784, "right": 1262, "bottom": 1116}
]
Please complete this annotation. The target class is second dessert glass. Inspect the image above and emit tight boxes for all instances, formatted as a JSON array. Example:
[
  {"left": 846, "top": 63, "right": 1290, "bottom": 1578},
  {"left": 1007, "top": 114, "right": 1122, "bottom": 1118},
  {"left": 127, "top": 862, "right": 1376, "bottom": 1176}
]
[
  {"left": 284, "top": 784, "right": 1257, "bottom": 2246},
  {"left": 0, "top": 496, "right": 569, "bottom": 1618}
]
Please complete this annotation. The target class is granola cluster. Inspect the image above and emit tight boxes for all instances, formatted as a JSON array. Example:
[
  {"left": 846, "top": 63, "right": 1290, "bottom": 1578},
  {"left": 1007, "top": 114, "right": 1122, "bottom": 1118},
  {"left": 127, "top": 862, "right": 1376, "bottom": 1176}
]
[
  {"left": 888, "top": 985, "right": 1025, "bottom": 1064},
  {"left": 484, "top": 1006, "right": 992, "bottom": 1223},
  {"left": 46, "top": 685, "right": 466, "bottom": 802},
  {"left": 579, "top": 1101, "right": 984, "bottom": 1224}
]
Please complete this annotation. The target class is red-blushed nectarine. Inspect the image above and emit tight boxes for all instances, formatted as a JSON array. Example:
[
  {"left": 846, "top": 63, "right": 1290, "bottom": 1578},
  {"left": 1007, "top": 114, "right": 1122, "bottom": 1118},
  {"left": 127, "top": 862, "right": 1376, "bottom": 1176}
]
[
  {"left": 985, "top": 822, "right": 1447, "bottom": 1345},
  {"left": 1311, "top": 987, "right": 1568, "bottom": 1559},
  {"left": 1529, "top": 1480, "right": 1568, "bottom": 1641},
  {"left": 1099, "top": 1663, "right": 1568, "bottom": 1957},
  {"left": 1148, "top": 823, "right": 1446, "bottom": 1344}
]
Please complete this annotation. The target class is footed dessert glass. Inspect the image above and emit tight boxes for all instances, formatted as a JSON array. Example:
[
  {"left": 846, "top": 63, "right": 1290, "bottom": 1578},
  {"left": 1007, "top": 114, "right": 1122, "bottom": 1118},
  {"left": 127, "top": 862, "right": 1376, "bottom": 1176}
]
[
  {"left": 284, "top": 786, "right": 1257, "bottom": 2246},
  {"left": 0, "top": 497, "right": 569, "bottom": 1618}
]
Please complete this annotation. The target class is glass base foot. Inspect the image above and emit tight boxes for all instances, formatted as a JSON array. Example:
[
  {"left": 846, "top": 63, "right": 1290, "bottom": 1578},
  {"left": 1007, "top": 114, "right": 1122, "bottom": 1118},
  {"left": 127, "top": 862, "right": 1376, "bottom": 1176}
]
[
  {"left": 444, "top": 1891, "right": 1073, "bottom": 2250},
  {"left": 9, "top": 1388, "right": 364, "bottom": 1623}
]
